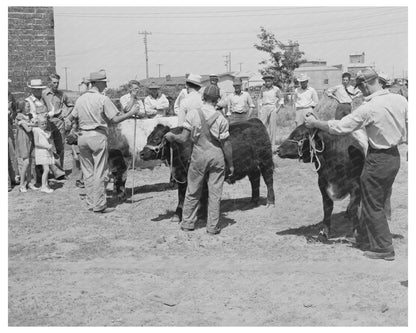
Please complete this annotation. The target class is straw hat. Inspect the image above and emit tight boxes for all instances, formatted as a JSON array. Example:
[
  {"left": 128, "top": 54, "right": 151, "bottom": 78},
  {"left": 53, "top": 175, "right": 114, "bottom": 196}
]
[
  {"left": 186, "top": 73, "right": 202, "bottom": 87},
  {"left": 89, "top": 71, "right": 108, "bottom": 82},
  {"left": 297, "top": 74, "right": 309, "bottom": 82},
  {"left": 27, "top": 79, "right": 46, "bottom": 89}
]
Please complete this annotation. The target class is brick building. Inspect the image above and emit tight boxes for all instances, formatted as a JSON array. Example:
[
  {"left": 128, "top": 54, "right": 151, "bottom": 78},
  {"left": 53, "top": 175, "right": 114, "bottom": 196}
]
[{"left": 8, "top": 6, "right": 56, "bottom": 98}]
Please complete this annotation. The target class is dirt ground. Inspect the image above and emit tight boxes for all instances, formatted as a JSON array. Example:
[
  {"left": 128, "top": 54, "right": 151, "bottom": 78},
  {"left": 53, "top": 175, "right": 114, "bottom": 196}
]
[{"left": 8, "top": 144, "right": 408, "bottom": 326}]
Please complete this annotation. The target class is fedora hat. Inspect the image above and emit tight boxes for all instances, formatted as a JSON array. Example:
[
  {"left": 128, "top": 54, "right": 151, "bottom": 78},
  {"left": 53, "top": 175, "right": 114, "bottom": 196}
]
[
  {"left": 148, "top": 82, "right": 161, "bottom": 89},
  {"left": 186, "top": 73, "right": 202, "bottom": 87},
  {"left": 262, "top": 74, "right": 274, "bottom": 80},
  {"left": 209, "top": 73, "right": 218, "bottom": 78},
  {"left": 233, "top": 77, "right": 243, "bottom": 86},
  {"left": 297, "top": 74, "right": 309, "bottom": 82},
  {"left": 27, "top": 79, "right": 46, "bottom": 89},
  {"left": 89, "top": 71, "right": 108, "bottom": 82}
]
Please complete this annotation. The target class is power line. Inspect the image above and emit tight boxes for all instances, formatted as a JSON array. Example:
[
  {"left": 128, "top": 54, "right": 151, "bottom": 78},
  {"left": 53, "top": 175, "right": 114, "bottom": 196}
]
[{"left": 55, "top": 7, "right": 404, "bottom": 20}]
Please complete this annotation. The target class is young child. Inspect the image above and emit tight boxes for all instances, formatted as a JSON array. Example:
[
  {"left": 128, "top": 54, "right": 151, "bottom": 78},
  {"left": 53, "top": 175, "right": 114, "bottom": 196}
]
[
  {"left": 15, "top": 100, "right": 36, "bottom": 192},
  {"left": 32, "top": 116, "right": 55, "bottom": 193}
]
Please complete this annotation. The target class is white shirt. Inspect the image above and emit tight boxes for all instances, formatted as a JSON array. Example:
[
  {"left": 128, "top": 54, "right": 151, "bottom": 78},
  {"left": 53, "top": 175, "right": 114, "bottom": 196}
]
[
  {"left": 294, "top": 86, "right": 319, "bottom": 109},
  {"left": 259, "top": 86, "right": 284, "bottom": 107},
  {"left": 144, "top": 93, "right": 169, "bottom": 116},
  {"left": 328, "top": 89, "right": 408, "bottom": 149},
  {"left": 174, "top": 88, "right": 188, "bottom": 115},
  {"left": 227, "top": 91, "right": 255, "bottom": 114},
  {"left": 183, "top": 103, "right": 230, "bottom": 142},
  {"left": 178, "top": 90, "right": 203, "bottom": 126},
  {"left": 120, "top": 93, "right": 145, "bottom": 116},
  {"left": 326, "top": 84, "right": 360, "bottom": 104}
]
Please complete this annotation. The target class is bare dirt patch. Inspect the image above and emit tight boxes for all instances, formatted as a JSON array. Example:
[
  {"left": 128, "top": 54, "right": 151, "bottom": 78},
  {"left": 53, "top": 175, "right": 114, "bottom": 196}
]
[{"left": 8, "top": 145, "right": 408, "bottom": 326}]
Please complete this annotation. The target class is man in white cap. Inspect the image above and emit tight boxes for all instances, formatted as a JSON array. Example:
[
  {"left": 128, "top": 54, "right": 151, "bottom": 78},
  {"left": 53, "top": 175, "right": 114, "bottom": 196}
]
[
  {"left": 174, "top": 73, "right": 190, "bottom": 116},
  {"left": 326, "top": 72, "right": 361, "bottom": 120},
  {"left": 305, "top": 68, "right": 407, "bottom": 261},
  {"left": 120, "top": 80, "right": 146, "bottom": 118},
  {"left": 294, "top": 73, "right": 319, "bottom": 126},
  {"left": 69, "top": 71, "right": 139, "bottom": 213},
  {"left": 258, "top": 74, "right": 284, "bottom": 148},
  {"left": 144, "top": 82, "right": 169, "bottom": 117},
  {"left": 227, "top": 77, "right": 255, "bottom": 123},
  {"left": 164, "top": 84, "right": 234, "bottom": 235},
  {"left": 177, "top": 73, "right": 203, "bottom": 126}
]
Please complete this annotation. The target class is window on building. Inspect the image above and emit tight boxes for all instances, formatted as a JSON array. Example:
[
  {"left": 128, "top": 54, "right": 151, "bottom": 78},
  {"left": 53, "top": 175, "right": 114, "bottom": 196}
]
[{"left": 323, "top": 79, "right": 329, "bottom": 84}]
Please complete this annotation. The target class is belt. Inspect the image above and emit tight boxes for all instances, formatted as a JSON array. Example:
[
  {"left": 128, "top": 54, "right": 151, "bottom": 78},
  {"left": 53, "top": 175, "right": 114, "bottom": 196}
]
[
  {"left": 339, "top": 102, "right": 351, "bottom": 105},
  {"left": 368, "top": 145, "right": 398, "bottom": 154},
  {"left": 296, "top": 106, "right": 313, "bottom": 110}
]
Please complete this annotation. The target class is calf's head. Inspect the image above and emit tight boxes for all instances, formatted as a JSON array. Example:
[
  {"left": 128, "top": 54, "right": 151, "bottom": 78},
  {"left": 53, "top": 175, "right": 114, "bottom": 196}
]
[
  {"left": 140, "top": 124, "right": 170, "bottom": 161},
  {"left": 277, "top": 124, "right": 317, "bottom": 162}
]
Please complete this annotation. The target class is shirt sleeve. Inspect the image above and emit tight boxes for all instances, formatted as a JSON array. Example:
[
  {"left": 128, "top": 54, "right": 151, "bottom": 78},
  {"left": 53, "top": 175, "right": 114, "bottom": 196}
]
[
  {"left": 71, "top": 101, "right": 79, "bottom": 118},
  {"left": 327, "top": 103, "right": 372, "bottom": 135},
  {"left": 182, "top": 108, "right": 198, "bottom": 132},
  {"left": 215, "top": 115, "right": 230, "bottom": 140},
  {"left": 174, "top": 90, "right": 185, "bottom": 114},
  {"left": 311, "top": 88, "right": 319, "bottom": 107},
  {"left": 119, "top": 95, "right": 128, "bottom": 110},
  {"left": 102, "top": 96, "right": 120, "bottom": 120},
  {"left": 63, "top": 93, "right": 74, "bottom": 108},
  {"left": 144, "top": 97, "right": 156, "bottom": 115},
  {"left": 247, "top": 93, "right": 255, "bottom": 108}
]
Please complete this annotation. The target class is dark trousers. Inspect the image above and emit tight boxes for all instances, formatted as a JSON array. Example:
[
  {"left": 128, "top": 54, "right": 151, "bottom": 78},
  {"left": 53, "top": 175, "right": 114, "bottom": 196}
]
[
  {"left": 358, "top": 146, "right": 400, "bottom": 252},
  {"left": 335, "top": 103, "right": 352, "bottom": 120}
]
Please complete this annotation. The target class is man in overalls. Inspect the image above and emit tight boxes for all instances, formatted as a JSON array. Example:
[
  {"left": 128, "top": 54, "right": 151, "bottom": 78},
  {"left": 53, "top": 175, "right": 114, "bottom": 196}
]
[{"left": 164, "top": 85, "right": 234, "bottom": 235}]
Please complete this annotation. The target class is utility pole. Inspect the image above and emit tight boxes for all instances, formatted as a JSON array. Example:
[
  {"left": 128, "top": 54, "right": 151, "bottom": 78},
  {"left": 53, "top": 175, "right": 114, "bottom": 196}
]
[
  {"left": 157, "top": 64, "right": 162, "bottom": 78},
  {"left": 228, "top": 52, "right": 232, "bottom": 72},
  {"left": 138, "top": 30, "right": 152, "bottom": 79},
  {"left": 238, "top": 62, "right": 243, "bottom": 72},
  {"left": 62, "top": 67, "right": 69, "bottom": 90},
  {"left": 223, "top": 54, "right": 229, "bottom": 72}
]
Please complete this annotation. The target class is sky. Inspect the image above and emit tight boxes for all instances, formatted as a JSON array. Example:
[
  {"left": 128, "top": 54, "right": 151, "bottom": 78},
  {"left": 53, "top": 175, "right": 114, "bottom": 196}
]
[{"left": 53, "top": 6, "right": 408, "bottom": 91}]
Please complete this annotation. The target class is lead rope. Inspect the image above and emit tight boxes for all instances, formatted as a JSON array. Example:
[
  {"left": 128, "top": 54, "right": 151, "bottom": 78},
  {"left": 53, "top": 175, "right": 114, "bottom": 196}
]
[{"left": 308, "top": 129, "right": 324, "bottom": 172}]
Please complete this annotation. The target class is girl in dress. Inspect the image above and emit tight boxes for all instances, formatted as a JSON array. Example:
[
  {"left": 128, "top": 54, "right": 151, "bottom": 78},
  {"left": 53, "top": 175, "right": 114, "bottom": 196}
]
[
  {"left": 15, "top": 100, "right": 36, "bottom": 192},
  {"left": 32, "top": 116, "right": 55, "bottom": 193}
]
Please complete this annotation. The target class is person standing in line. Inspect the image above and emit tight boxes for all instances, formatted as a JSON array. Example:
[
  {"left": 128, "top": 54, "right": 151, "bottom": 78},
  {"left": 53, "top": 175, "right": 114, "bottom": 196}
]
[
  {"left": 294, "top": 74, "right": 319, "bottom": 126},
  {"left": 326, "top": 72, "right": 361, "bottom": 119},
  {"left": 15, "top": 100, "right": 37, "bottom": 192},
  {"left": 258, "top": 74, "right": 284, "bottom": 149},
  {"left": 174, "top": 73, "right": 190, "bottom": 116},
  {"left": 305, "top": 68, "right": 407, "bottom": 261},
  {"left": 8, "top": 80, "right": 19, "bottom": 191},
  {"left": 32, "top": 116, "right": 55, "bottom": 194},
  {"left": 43, "top": 73, "right": 74, "bottom": 168},
  {"left": 177, "top": 73, "right": 203, "bottom": 126},
  {"left": 164, "top": 85, "right": 234, "bottom": 235},
  {"left": 227, "top": 77, "right": 255, "bottom": 123},
  {"left": 68, "top": 71, "right": 139, "bottom": 213},
  {"left": 120, "top": 80, "right": 146, "bottom": 118},
  {"left": 25, "top": 79, "right": 65, "bottom": 185},
  {"left": 143, "top": 83, "right": 169, "bottom": 118}
]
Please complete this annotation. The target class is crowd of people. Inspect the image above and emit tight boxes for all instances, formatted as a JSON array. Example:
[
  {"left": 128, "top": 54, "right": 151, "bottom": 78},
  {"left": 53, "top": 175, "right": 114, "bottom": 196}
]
[{"left": 8, "top": 68, "right": 408, "bottom": 259}]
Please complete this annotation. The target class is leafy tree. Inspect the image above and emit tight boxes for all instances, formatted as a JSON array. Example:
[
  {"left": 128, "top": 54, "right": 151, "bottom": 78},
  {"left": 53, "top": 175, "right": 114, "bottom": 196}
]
[{"left": 254, "top": 27, "right": 306, "bottom": 87}]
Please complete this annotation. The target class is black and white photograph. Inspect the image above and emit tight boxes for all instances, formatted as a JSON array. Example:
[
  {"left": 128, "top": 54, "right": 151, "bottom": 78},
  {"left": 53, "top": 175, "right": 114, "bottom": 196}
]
[{"left": 5, "top": 1, "right": 411, "bottom": 327}]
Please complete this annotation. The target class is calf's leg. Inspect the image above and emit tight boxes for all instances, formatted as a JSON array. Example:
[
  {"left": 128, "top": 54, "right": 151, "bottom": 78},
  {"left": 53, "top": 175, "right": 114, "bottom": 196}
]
[
  {"left": 248, "top": 168, "right": 261, "bottom": 205},
  {"left": 172, "top": 181, "right": 187, "bottom": 223},
  {"left": 260, "top": 163, "right": 275, "bottom": 207},
  {"left": 318, "top": 175, "right": 334, "bottom": 239}
]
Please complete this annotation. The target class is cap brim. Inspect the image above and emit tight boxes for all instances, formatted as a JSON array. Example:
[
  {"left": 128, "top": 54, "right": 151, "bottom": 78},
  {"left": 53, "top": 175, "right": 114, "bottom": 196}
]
[
  {"left": 186, "top": 80, "right": 202, "bottom": 87},
  {"left": 28, "top": 85, "right": 46, "bottom": 89}
]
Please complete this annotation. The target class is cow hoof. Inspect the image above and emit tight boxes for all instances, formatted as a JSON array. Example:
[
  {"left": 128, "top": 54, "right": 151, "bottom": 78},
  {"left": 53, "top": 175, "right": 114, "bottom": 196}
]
[
  {"left": 266, "top": 203, "right": 275, "bottom": 208},
  {"left": 117, "top": 192, "right": 127, "bottom": 202},
  {"left": 171, "top": 215, "right": 181, "bottom": 223},
  {"left": 317, "top": 229, "right": 329, "bottom": 242}
]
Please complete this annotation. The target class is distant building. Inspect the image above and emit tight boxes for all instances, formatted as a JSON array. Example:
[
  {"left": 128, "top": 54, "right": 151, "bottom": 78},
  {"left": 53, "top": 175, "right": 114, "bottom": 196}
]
[
  {"left": 294, "top": 60, "right": 342, "bottom": 92},
  {"left": 347, "top": 52, "right": 374, "bottom": 76}
]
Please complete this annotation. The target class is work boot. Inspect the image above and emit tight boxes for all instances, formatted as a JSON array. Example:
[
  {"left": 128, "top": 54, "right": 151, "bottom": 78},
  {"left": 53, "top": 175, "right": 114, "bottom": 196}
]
[{"left": 363, "top": 250, "right": 395, "bottom": 261}]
